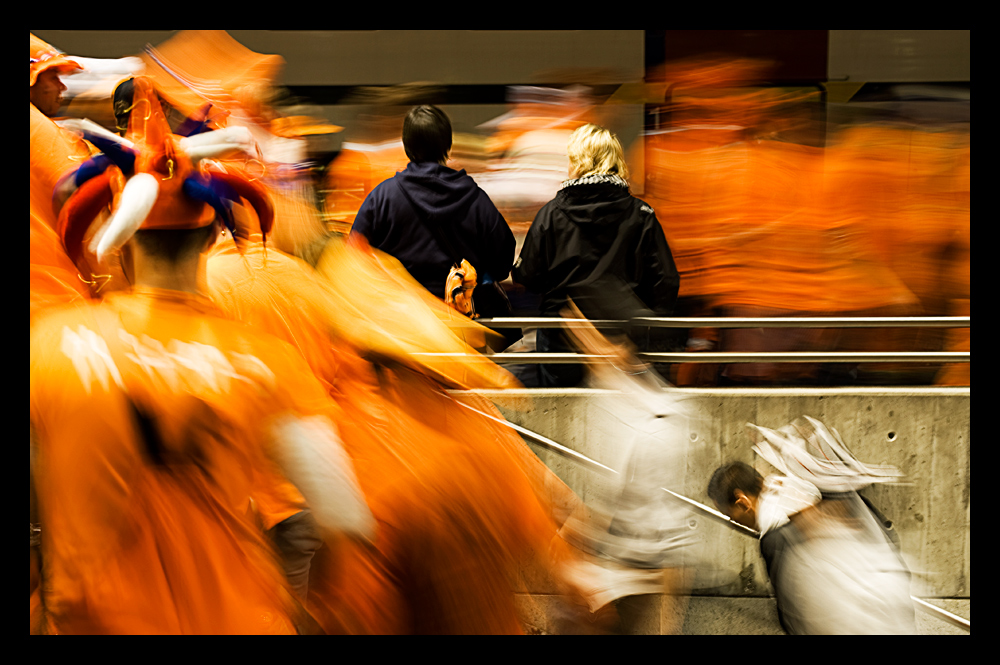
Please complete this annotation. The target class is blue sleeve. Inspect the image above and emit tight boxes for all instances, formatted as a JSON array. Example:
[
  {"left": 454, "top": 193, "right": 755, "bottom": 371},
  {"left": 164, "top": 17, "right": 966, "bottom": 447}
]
[
  {"left": 350, "top": 184, "right": 382, "bottom": 246},
  {"left": 640, "top": 209, "right": 680, "bottom": 315}
]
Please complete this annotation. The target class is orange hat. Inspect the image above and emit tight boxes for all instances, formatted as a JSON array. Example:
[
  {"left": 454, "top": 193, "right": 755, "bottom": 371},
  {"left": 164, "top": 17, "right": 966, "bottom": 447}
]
[
  {"left": 139, "top": 30, "right": 284, "bottom": 123},
  {"left": 57, "top": 75, "right": 273, "bottom": 273},
  {"left": 30, "top": 33, "right": 81, "bottom": 87},
  {"left": 123, "top": 77, "right": 214, "bottom": 231},
  {"left": 270, "top": 115, "right": 343, "bottom": 138}
]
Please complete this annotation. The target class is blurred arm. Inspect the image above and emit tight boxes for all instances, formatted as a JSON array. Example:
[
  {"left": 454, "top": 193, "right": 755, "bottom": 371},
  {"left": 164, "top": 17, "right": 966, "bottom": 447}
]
[
  {"left": 30, "top": 422, "right": 39, "bottom": 527},
  {"left": 639, "top": 212, "right": 680, "bottom": 314},
  {"left": 349, "top": 188, "right": 381, "bottom": 247},
  {"left": 267, "top": 414, "right": 375, "bottom": 542},
  {"left": 510, "top": 210, "right": 550, "bottom": 293},
  {"left": 480, "top": 202, "right": 517, "bottom": 283},
  {"left": 30, "top": 422, "right": 40, "bottom": 597}
]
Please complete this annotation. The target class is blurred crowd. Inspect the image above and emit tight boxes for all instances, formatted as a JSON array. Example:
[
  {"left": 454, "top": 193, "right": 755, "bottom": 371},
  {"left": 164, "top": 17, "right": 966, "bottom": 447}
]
[
  {"left": 43, "top": 35, "right": 970, "bottom": 388},
  {"left": 319, "top": 56, "right": 970, "bottom": 389},
  {"left": 641, "top": 57, "right": 969, "bottom": 387}
]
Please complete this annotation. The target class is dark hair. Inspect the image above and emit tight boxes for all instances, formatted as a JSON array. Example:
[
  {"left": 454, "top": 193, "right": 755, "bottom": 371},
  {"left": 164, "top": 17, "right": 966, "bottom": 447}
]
[
  {"left": 707, "top": 461, "right": 764, "bottom": 509},
  {"left": 402, "top": 105, "right": 452, "bottom": 164},
  {"left": 132, "top": 225, "right": 216, "bottom": 263}
]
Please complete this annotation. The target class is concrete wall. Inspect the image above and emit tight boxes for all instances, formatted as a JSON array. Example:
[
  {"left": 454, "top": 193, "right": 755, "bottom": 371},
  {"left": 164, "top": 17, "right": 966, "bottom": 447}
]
[
  {"left": 828, "top": 30, "right": 970, "bottom": 82},
  {"left": 464, "top": 387, "right": 970, "bottom": 600},
  {"left": 33, "top": 30, "right": 645, "bottom": 85},
  {"left": 36, "top": 30, "right": 971, "bottom": 85}
]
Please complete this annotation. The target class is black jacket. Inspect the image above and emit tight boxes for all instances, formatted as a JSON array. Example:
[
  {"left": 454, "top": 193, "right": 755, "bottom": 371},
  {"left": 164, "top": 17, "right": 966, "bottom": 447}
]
[
  {"left": 350, "top": 161, "right": 515, "bottom": 300},
  {"left": 512, "top": 174, "right": 680, "bottom": 321}
]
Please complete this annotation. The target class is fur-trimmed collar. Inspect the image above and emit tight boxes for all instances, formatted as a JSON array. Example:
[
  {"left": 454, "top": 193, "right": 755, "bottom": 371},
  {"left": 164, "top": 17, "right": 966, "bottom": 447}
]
[{"left": 560, "top": 173, "right": 629, "bottom": 190}]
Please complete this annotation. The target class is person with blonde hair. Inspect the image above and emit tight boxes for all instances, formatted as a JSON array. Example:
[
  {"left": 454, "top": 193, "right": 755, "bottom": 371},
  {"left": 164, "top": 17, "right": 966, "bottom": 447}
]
[
  {"left": 512, "top": 124, "right": 680, "bottom": 387},
  {"left": 566, "top": 123, "right": 631, "bottom": 182}
]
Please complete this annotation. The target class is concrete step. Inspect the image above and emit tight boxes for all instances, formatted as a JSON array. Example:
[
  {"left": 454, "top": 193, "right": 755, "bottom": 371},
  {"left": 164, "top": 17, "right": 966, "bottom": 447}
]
[{"left": 515, "top": 594, "right": 970, "bottom": 635}]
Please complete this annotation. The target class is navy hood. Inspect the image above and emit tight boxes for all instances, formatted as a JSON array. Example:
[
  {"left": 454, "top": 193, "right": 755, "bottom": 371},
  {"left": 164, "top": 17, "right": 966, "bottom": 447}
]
[
  {"left": 351, "top": 159, "right": 515, "bottom": 301},
  {"left": 394, "top": 161, "right": 483, "bottom": 224}
]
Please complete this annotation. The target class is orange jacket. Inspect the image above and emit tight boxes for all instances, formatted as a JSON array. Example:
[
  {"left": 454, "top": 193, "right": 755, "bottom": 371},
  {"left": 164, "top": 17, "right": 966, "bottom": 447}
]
[
  {"left": 30, "top": 288, "right": 335, "bottom": 634},
  {"left": 206, "top": 235, "right": 581, "bottom": 634}
]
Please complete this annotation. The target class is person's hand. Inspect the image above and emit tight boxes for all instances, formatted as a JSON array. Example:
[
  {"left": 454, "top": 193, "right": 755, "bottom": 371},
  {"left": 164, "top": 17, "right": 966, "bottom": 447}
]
[
  {"left": 501, "top": 276, "right": 525, "bottom": 295},
  {"left": 560, "top": 299, "right": 648, "bottom": 375}
]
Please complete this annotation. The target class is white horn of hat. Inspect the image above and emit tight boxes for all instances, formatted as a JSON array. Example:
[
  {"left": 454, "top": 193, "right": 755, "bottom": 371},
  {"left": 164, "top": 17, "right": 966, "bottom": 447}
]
[
  {"left": 95, "top": 172, "right": 159, "bottom": 263},
  {"left": 747, "top": 417, "right": 904, "bottom": 493},
  {"left": 747, "top": 423, "right": 793, "bottom": 477},
  {"left": 796, "top": 415, "right": 904, "bottom": 483},
  {"left": 56, "top": 117, "right": 136, "bottom": 150},
  {"left": 178, "top": 126, "right": 256, "bottom": 163}
]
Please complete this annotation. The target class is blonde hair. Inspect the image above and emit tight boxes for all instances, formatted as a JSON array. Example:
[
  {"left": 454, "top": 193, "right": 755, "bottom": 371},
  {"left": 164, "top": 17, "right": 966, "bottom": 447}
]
[{"left": 566, "top": 124, "right": 629, "bottom": 181}]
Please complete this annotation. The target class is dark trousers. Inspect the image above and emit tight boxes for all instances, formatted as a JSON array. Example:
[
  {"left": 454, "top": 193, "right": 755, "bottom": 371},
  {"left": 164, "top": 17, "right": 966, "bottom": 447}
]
[
  {"left": 536, "top": 327, "right": 585, "bottom": 387},
  {"left": 266, "top": 509, "right": 324, "bottom": 603}
]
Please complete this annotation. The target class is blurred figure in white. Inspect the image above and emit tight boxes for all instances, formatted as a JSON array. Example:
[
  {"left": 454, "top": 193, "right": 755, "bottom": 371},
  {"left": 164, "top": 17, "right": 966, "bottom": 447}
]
[
  {"left": 554, "top": 302, "right": 705, "bottom": 634},
  {"left": 58, "top": 54, "right": 146, "bottom": 131},
  {"left": 473, "top": 85, "right": 592, "bottom": 224},
  {"left": 707, "top": 417, "right": 915, "bottom": 634}
]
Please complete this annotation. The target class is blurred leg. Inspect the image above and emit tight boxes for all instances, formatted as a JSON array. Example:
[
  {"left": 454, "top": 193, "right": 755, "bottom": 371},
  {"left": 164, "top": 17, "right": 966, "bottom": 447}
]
[
  {"left": 267, "top": 509, "right": 324, "bottom": 603},
  {"left": 536, "top": 327, "right": 584, "bottom": 387},
  {"left": 660, "top": 567, "right": 693, "bottom": 635}
]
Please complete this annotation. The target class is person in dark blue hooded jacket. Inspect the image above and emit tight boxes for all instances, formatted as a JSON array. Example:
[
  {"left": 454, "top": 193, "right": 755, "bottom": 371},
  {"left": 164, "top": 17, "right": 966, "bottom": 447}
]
[{"left": 350, "top": 105, "right": 517, "bottom": 335}]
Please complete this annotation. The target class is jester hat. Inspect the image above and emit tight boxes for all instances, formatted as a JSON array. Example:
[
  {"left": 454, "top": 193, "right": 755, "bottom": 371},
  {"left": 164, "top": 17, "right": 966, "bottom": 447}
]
[
  {"left": 139, "top": 30, "right": 284, "bottom": 124},
  {"left": 56, "top": 75, "right": 272, "bottom": 274}
]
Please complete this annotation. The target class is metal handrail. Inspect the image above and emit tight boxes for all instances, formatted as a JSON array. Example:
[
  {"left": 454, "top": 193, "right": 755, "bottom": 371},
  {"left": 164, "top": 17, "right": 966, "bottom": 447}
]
[
  {"left": 634, "top": 316, "right": 970, "bottom": 329},
  {"left": 415, "top": 351, "right": 970, "bottom": 364},
  {"left": 911, "top": 597, "right": 972, "bottom": 631},
  {"left": 460, "top": 316, "right": 971, "bottom": 365},
  {"left": 455, "top": 400, "right": 757, "bottom": 538},
  {"left": 476, "top": 316, "right": 970, "bottom": 329},
  {"left": 635, "top": 352, "right": 969, "bottom": 364},
  {"left": 476, "top": 318, "right": 625, "bottom": 329}
]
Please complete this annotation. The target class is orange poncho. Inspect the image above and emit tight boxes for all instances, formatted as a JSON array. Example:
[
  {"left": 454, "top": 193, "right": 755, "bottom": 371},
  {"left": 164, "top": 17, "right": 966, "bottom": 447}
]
[
  {"left": 207, "top": 231, "right": 582, "bottom": 633},
  {"left": 30, "top": 103, "right": 98, "bottom": 323},
  {"left": 30, "top": 289, "right": 337, "bottom": 634}
]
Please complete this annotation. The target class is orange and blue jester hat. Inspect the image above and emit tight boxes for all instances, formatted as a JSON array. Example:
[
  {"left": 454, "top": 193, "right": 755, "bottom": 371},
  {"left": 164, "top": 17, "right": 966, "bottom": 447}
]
[{"left": 56, "top": 75, "right": 273, "bottom": 276}]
